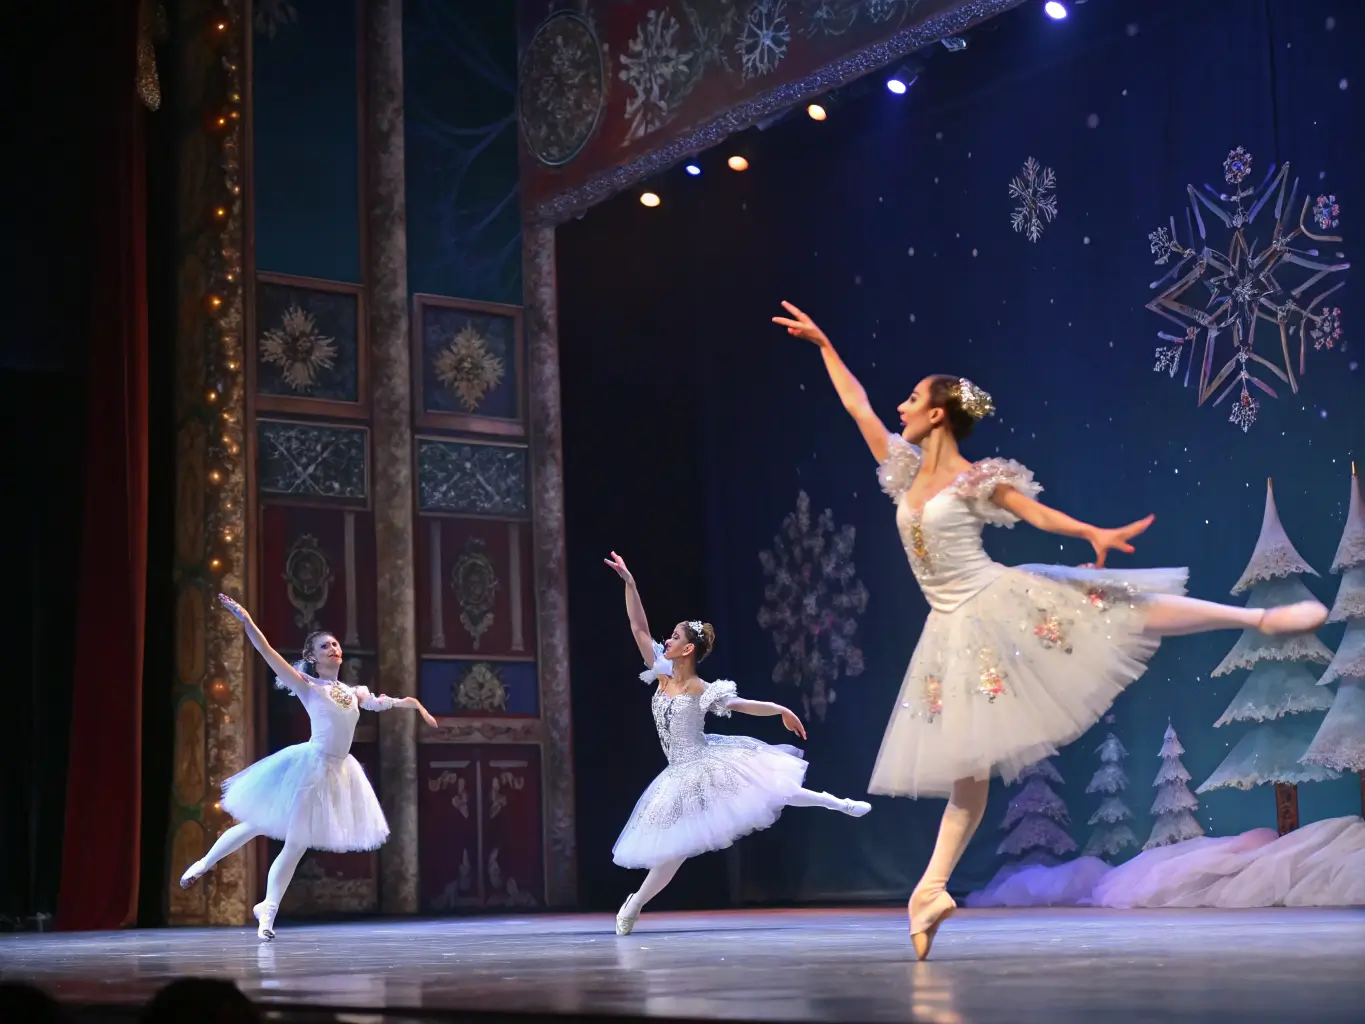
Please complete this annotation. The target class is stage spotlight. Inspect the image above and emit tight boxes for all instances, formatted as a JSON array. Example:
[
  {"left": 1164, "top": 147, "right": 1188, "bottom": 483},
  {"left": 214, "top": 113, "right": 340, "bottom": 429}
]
[
  {"left": 640, "top": 192, "right": 661, "bottom": 207},
  {"left": 807, "top": 103, "right": 827, "bottom": 121},
  {"left": 727, "top": 155, "right": 749, "bottom": 172},
  {"left": 886, "top": 77, "right": 908, "bottom": 95},
  {"left": 685, "top": 163, "right": 701, "bottom": 176},
  {"left": 886, "top": 65, "right": 919, "bottom": 95},
  {"left": 1044, "top": 2, "right": 1068, "bottom": 19}
]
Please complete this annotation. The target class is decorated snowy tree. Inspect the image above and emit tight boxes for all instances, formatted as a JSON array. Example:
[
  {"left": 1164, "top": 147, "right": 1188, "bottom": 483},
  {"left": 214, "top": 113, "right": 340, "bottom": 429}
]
[
  {"left": 1302, "top": 463, "right": 1365, "bottom": 816},
  {"left": 997, "top": 759, "right": 1076, "bottom": 864},
  {"left": 1084, "top": 731, "right": 1137, "bottom": 860},
  {"left": 1198, "top": 480, "right": 1338, "bottom": 833},
  {"left": 1143, "top": 724, "right": 1205, "bottom": 849}
]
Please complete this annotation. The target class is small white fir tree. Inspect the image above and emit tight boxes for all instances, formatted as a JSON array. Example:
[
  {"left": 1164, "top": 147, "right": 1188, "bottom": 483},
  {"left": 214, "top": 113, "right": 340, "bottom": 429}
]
[
  {"left": 998, "top": 758, "right": 1077, "bottom": 864},
  {"left": 1301, "top": 463, "right": 1365, "bottom": 815},
  {"left": 1198, "top": 479, "right": 1338, "bottom": 833},
  {"left": 1144, "top": 723, "right": 1205, "bottom": 850},
  {"left": 1084, "top": 731, "right": 1137, "bottom": 860}
]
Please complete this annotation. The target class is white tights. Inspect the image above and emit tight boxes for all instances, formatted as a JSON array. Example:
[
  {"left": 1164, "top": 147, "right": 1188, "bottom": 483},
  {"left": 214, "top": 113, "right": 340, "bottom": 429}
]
[{"left": 193, "top": 821, "right": 309, "bottom": 910}]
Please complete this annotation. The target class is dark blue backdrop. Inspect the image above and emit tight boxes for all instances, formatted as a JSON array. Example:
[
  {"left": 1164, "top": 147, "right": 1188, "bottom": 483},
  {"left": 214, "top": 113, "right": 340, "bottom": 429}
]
[{"left": 558, "top": 0, "right": 1363, "bottom": 907}]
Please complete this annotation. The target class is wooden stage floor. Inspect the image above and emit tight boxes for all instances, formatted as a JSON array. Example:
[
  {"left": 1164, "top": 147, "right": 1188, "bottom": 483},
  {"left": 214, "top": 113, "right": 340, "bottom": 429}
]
[{"left": 2, "top": 906, "right": 1363, "bottom": 1022}]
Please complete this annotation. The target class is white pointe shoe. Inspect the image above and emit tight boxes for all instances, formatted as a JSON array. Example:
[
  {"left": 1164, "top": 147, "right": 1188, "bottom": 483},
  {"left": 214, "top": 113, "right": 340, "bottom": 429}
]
[
  {"left": 840, "top": 799, "right": 872, "bottom": 817},
  {"left": 615, "top": 894, "right": 641, "bottom": 936},
  {"left": 253, "top": 900, "right": 278, "bottom": 941},
  {"left": 1259, "top": 601, "right": 1328, "bottom": 636},
  {"left": 179, "top": 860, "right": 207, "bottom": 890}
]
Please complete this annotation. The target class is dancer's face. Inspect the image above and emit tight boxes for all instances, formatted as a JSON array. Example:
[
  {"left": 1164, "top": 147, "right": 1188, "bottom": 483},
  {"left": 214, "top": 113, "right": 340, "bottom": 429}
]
[
  {"left": 662, "top": 622, "right": 695, "bottom": 662},
  {"left": 310, "top": 633, "right": 343, "bottom": 670},
  {"left": 897, "top": 377, "right": 944, "bottom": 444}
]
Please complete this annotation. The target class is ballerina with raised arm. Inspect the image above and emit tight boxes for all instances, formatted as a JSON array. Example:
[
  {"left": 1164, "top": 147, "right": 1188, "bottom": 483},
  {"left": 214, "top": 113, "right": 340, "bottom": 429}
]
[
  {"left": 178, "top": 594, "right": 438, "bottom": 940},
  {"left": 604, "top": 551, "right": 871, "bottom": 936},
  {"left": 773, "top": 301, "right": 1328, "bottom": 959}
]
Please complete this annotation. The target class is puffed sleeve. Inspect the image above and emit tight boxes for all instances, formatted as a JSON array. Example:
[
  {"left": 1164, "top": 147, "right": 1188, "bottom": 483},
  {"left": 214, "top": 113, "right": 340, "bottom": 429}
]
[
  {"left": 957, "top": 458, "right": 1043, "bottom": 526},
  {"left": 354, "top": 685, "right": 396, "bottom": 711},
  {"left": 699, "top": 679, "right": 739, "bottom": 717},
  {"left": 877, "top": 433, "right": 923, "bottom": 500},
  {"left": 638, "top": 641, "right": 675, "bottom": 684}
]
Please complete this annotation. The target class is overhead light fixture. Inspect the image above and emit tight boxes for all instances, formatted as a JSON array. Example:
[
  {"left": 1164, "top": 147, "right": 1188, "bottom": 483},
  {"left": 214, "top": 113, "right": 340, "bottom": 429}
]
[
  {"left": 1044, "top": 2, "right": 1067, "bottom": 19},
  {"left": 727, "top": 155, "right": 749, "bottom": 172},
  {"left": 685, "top": 163, "right": 701, "bottom": 176},
  {"left": 886, "top": 65, "right": 919, "bottom": 95},
  {"left": 940, "top": 36, "right": 967, "bottom": 51},
  {"left": 807, "top": 103, "right": 827, "bottom": 121},
  {"left": 640, "top": 192, "right": 661, "bottom": 207}
]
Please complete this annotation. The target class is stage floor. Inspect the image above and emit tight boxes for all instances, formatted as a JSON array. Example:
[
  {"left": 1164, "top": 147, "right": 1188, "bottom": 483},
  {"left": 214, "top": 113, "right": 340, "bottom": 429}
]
[{"left": 3, "top": 907, "right": 1363, "bottom": 1022}]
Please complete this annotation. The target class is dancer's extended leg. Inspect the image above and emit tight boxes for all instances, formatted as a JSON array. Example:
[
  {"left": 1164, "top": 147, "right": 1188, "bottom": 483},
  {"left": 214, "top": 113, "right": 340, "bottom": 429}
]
[
  {"left": 909, "top": 776, "right": 990, "bottom": 960},
  {"left": 254, "top": 838, "right": 309, "bottom": 941},
  {"left": 616, "top": 857, "right": 686, "bottom": 936},
  {"left": 1142, "top": 594, "right": 1326, "bottom": 638},
  {"left": 787, "top": 788, "right": 872, "bottom": 816},
  {"left": 179, "top": 822, "right": 262, "bottom": 889}
]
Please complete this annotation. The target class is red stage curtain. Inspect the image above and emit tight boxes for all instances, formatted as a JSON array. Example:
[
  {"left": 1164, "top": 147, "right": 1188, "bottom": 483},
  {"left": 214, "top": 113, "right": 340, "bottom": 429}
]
[{"left": 56, "top": 0, "right": 149, "bottom": 931}]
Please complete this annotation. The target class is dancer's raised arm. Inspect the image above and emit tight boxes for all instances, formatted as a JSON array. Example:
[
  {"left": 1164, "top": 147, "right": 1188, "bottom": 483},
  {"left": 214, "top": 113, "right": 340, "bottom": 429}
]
[
  {"left": 218, "top": 593, "right": 314, "bottom": 693},
  {"left": 773, "top": 301, "right": 890, "bottom": 462},
  {"left": 603, "top": 552, "right": 658, "bottom": 668}
]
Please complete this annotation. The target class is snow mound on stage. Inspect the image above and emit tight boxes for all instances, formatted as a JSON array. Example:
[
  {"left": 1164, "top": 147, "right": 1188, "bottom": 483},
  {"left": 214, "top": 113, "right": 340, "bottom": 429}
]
[{"left": 966, "top": 855, "right": 1112, "bottom": 907}]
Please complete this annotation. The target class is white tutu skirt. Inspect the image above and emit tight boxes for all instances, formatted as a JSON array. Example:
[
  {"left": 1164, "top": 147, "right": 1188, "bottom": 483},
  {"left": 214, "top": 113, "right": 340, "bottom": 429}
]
[
  {"left": 221, "top": 742, "right": 390, "bottom": 852},
  {"left": 612, "top": 735, "right": 808, "bottom": 869},
  {"left": 871, "top": 564, "right": 1187, "bottom": 798}
]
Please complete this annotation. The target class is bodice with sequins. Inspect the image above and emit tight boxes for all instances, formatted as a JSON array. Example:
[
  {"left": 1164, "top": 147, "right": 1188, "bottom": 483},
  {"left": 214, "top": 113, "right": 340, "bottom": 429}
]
[
  {"left": 649, "top": 682, "right": 736, "bottom": 765},
  {"left": 299, "top": 678, "right": 362, "bottom": 760},
  {"left": 879, "top": 434, "right": 1043, "bottom": 614}
]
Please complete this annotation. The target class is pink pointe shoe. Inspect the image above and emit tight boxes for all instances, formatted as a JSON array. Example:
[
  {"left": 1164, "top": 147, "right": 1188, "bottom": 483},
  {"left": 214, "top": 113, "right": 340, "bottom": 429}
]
[
  {"left": 1258, "top": 601, "right": 1328, "bottom": 636},
  {"left": 908, "top": 889, "right": 957, "bottom": 961}
]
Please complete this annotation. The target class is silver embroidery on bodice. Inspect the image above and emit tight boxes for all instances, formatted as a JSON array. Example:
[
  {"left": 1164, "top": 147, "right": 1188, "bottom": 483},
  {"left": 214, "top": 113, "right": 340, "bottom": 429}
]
[{"left": 651, "top": 689, "right": 726, "bottom": 765}]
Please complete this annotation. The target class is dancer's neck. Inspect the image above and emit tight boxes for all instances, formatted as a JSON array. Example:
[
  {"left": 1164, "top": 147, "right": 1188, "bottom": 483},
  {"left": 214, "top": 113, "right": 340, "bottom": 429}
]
[{"left": 918, "top": 428, "right": 963, "bottom": 475}]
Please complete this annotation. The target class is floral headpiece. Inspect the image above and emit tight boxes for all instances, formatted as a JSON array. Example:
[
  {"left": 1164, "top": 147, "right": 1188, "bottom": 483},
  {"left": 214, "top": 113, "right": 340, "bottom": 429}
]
[
  {"left": 686, "top": 620, "right": 706, "bottom": 638},
  {"left": 952, "top": 378, "right": 996, "bottom": 420}
]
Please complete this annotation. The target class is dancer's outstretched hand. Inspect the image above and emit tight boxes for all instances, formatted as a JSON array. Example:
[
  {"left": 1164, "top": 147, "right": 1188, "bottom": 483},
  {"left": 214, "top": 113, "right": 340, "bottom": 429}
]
[
  {"left": 417, "top": 702, "right": 438, "bottom": 728},
  {"left": 603, "top": 551, "right": 635, "bottom": 585},
  {"left": 772, "top": 301, "right": 830, "bottom": 348},
  {"left": 1087, "top": 515, "right": 1155, "bottom": 568},
  {"left": 218, "top": 593, "right": 249, "bottom": 622},
  {"left": 780, "top": 707, "right": 807, "bottom": 741}
]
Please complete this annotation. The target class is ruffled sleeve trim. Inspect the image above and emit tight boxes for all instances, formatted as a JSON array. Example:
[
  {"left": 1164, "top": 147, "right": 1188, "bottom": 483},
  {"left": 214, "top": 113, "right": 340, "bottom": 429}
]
[
  {"left": 957, "top": 458, "right": 1042, "bottom": 526},
  {"left": 699, "top": 679, "right": 739, "bottom": 717},
  {"left": 877, "top": 433, "right": 922, "bottom": 500},
  {"left": 639, "top": 640, "right": 675, "bottom": 684}
]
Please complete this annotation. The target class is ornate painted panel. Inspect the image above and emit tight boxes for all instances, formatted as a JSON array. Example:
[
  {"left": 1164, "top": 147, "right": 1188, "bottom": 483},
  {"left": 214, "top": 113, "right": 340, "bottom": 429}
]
[
  {"left": 254, "top": 274, "right": 367, "bottom": 419},
  {"left": 257, "top": 419, "right": 369, "bottom": 503},
  {"left": 418, "top": 744, "right": 544, "bottom": 911},
  {"left": 412, "top": 294, "right": 524, "bottom": 436},
  {"left": 258, "top": 505, "right": 378, "bottom": 655},
  {"left": 414, "top": 516, "right": 536, "bottom": 657},
  {"left": 415, "top": 437, "right": 529, "bottom": 517},
  {"left": 418, "top": 659, "right": 540, "bottom": 718}
]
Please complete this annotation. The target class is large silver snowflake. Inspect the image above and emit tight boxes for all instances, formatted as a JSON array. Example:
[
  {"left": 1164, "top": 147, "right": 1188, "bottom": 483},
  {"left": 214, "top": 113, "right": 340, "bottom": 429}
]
[
  {"left": 737, "top": 0, "right": 790, "bottom": 81},
  {"left": 1009, "top": 157, "right": 1058, "bottom": 243},
  {"left": 1145, "top": 146, "right": 1349, "bottom": 432},
  {"left": 757, "top": 491, "right": 867, "bottom": 722},
  {"left": 619, "top": 9, "right": 693, "bottom": 142}
]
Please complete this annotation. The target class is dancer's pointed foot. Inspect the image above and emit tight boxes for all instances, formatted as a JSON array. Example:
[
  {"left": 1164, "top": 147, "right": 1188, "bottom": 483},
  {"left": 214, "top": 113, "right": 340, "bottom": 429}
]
[
  {"left": 1258, "top": 600, "right": 1328, "bottom": 636},
  {"left": 615, "top": 893, "right": 641, "bottom": 936},
  {"left": 908, "top": 890, "right": 957, "bottom": 961},
  {"left": 253, "top": 900, "right": 278, "bottom": 941},
  {"left": 179, "top": 860, "right": 207, "bottom": 890},
  {"left": 840, "top": 798, "right": 872, "bottom": 817}
]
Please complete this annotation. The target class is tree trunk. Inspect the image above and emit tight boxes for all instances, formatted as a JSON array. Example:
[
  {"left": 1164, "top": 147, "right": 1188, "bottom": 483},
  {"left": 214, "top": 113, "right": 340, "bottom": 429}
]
[{"left": 1274, "top": 783, "right": 1299, "bottom": 835}]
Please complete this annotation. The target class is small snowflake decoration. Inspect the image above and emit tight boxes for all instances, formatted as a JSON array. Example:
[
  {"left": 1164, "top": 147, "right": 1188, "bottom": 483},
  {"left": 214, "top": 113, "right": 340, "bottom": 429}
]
[
  {"left": 1149, "top": 226, "right": 1179, "bottom": 264},
  {"left": 737, "top": 0, "right": 790, "bottom": 81},
  {"left": 1228, "top": 379, "right": 1259, "bottom": 432},
  {"left": 1310, "top": 306, "right": 1343, "bottom": 350},
  {"left": 1009, "top": 157, "right": 1058, "bottom": 243},
  {"left": 1154, "top": 346, "right": 1181, "bottom": 376},
  {"left": 1314, "top": 194, "right": 1341, "bottom": 231},
  {"left": 757, "top": 491, "right": 867, "bottom": 722},
  {"left": 1223, "top": 146, "right": 1252, "bottom": 185}
]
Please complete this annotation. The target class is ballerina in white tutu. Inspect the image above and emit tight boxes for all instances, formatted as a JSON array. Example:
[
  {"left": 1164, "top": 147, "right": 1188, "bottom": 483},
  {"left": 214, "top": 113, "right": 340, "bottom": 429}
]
[
  {"left": 603, "top": 551, "right": 871, "bottom": 935},
  {"left": 179, "top": 594, "right": 437, "bottom": 940},
  {"left": 773, "top": 300, "right": 1329, "bottom": 959}
]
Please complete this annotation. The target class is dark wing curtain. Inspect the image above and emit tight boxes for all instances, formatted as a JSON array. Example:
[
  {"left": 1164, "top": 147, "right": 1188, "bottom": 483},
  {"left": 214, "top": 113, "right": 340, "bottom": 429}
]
[{"left": 56, "top": 0, "right": 149, "bottom": 931}]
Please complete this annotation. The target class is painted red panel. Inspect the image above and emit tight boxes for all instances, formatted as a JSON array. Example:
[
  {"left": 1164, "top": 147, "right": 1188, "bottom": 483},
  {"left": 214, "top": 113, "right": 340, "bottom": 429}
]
[
  {"left": 418, "top": 745, "right": 484, "bottom": 912},
  {"left": 414, "top": 516, "right": 536, "bottom": 658},
  {"left": 479, "top": 745, "right": 544, "bottom": 908}
]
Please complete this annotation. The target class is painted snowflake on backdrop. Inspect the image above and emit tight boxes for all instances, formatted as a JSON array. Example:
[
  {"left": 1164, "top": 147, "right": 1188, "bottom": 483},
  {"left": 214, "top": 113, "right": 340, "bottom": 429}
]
[
  {"left": 737, "top": 0, "right": 790, "bottom": 80},
  {"left": 619, "top": 9, "right": 693, "bottom": 141},
  {"left": 1008, "top": 157, "right": 1058, "bottom": 243},
  {"left": 1144, "top": 146, "right": 1350, "bottom": 432},
  {"left": 757, "top": 491, "right": 867, "bottom": 722}
]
